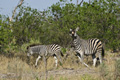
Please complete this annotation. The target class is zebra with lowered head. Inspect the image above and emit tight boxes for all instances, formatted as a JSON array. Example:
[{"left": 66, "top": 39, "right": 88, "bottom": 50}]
[
  {"left": 26, "top": 44, "right": 64, "bottom": 67},
  {"left": 69, "top": 27, "right": 104, "bottom": 67}
]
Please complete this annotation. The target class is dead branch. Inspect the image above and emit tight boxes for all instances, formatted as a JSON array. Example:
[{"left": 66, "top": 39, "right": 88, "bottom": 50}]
[
  {"left": 79, "top": 0, "right": 84, "bottom": 6},
  {"left": 89, "top": 0, "right": 91, "bottom": 4},
  {"left": 77, "top": 0, "right": 79, "bottom": 5},
  {"left": 9, "top": 0, "right": 24, "bottom": 21}
]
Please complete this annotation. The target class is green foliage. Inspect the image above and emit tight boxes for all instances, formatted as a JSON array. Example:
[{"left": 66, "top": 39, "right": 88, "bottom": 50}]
[
  {"left": 61, "top": 48, "right": 67, "bottom": 54},
  {"left": 35, "top": 77, "right": 39, "bottom": 80},
  {"left": 12, "top": 6, "right": 43, "bottom": 45},
  {"left": 0, "top": 15, "right": 13, "bottom": 52},
  {"left": 21, "top": 38, "right": 41, "bottom": 53},
  {"left": 0, "top": 0, "right": 120, "bottom": 53}
]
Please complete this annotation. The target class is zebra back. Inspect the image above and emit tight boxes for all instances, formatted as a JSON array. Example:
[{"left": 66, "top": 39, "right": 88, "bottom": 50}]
[
  {"left": 27, "top": 44, "right": 47, "bottom": 56},
  {"left": 27, "top": 43, "right": 41, "bottom": 50},
  {"left": 27, "top": 44, "right": 63, "bottom": 57}
]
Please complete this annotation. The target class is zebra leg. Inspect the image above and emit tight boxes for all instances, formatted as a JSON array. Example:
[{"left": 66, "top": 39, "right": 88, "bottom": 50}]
[
  {"left": 77, "top": 53, "right": 89, "bottom": 68},
  {"left": 35, "top": 55, "right": 41, "bottom": 67},
  {"left": 99, "top": 53, "right": 103, "bottom": 64},
  {"left": 43, "top": 56, "right": 47, "bottom": 70},
  {"left": 57, "top": 52, "right": 63, "bottom": 65},
  {"left": 92, "top": 54, "right": 97, "bottom": 67},
  {"left": 97, "top": 49, "right": 103, "bottom": 65},
  {"left": 53, "top": 54, "right": 58, "bottom": 67},
  {"left": 43, "top": 56, "right": 47, "bottom": 80}
]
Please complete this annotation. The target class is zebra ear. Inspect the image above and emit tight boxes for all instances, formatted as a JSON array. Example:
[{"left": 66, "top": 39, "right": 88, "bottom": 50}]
[
  {"left": 70, "top": 28, "right": 72, "bottom": 31},
  {"left": 75, "top": 27, "right": 79, "bottom": 31}
]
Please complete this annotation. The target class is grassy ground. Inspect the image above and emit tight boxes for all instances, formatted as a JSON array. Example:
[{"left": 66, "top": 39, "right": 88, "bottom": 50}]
[{"left": 0, "top": 50, "right": 120, "bottom": 80}]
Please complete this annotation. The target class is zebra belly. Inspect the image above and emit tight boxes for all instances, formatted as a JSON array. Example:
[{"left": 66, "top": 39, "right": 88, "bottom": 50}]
[{"left": 84, "top": 48, "right": 93, "bottom": 55}]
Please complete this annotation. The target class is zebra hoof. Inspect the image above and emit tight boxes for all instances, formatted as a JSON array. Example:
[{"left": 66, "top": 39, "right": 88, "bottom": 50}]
[{"left": 35, "top": 65, "right": 37, "bottom": 68}]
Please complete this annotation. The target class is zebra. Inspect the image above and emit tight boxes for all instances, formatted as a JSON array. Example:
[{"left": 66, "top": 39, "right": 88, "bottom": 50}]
[
  {"left": 26, "top": 44, "right": 64, "bottom": 67},
  {"left": 69, "top": 27, "right": 104, "bottom": 67}
]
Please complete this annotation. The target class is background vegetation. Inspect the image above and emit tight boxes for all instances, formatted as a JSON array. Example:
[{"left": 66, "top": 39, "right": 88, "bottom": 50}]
[{"left": 0, "top": 0, "right": 120, "bottom": 53}]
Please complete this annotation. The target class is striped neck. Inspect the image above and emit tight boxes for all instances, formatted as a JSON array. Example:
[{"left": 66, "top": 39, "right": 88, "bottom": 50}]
[{"left": 73, "top": 34, "right": 82, "bottom": 47}]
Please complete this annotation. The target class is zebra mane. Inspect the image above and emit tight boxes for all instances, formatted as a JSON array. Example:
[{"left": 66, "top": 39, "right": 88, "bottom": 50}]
[{"left": 27, "top": 43, "right": 41, "bottom": 50}]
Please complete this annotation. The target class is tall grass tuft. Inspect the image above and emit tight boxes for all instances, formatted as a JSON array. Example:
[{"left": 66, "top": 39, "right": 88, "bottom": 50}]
[
  {"left": 99, "top": 63, "right": 109, "bottom": 80},
  {"left": 59, "top": 77, "right": 68, "bottom": 80},
  {"left": 49, "top": 76, "right": 54, "bottom": 80},
  {"left": 81, "top": 74, "right": 95, "bottom": 80},
  {"left": 114, "top": 59, "right": 120, "bottom": 80}
]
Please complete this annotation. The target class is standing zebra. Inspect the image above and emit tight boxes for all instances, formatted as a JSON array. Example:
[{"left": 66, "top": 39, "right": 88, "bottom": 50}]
[
  {"left": 69, "top": 27, "right": 104, "bottom": 67},
  {"left": 27, "top": 44, "right": 64, "bottom": 67}
]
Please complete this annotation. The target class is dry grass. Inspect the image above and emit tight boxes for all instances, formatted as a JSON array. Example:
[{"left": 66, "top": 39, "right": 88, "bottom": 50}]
[{"left": 0, "top": 50, "right": 120, "bottom": 80}]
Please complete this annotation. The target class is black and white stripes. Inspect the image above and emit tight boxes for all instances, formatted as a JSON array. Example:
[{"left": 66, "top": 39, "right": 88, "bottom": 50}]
[
  {"left": 26, "top": 27, "right": 105, "bottom": 68},
  {"left": 69, "top": 27, "right": 104, "bottom": 67},
  {"left": 27, "top": 44, "right": 63, "bottom": 67}
]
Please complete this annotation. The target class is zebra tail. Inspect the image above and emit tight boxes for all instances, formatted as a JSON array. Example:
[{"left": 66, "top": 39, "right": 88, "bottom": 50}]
[
  {"left": 97, "top": 47, "right": 105, "bottom": 61},
  {"left": 102, "top": 47, "right": 105, "bottom": 57},
  {"left": 26, "top": 46, "right": 29, "bottom": 50},
  {"left": 60, "top": 51, "right": 64, "bottom": 57}
]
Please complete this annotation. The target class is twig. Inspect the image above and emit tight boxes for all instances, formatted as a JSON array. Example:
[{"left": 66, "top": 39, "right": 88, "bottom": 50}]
[
  {"left": 10, "top": 0, "right": 24, "bottom": 21},
  {"left": 79, "top": 0, "right": 84, "bottom": 6}
]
